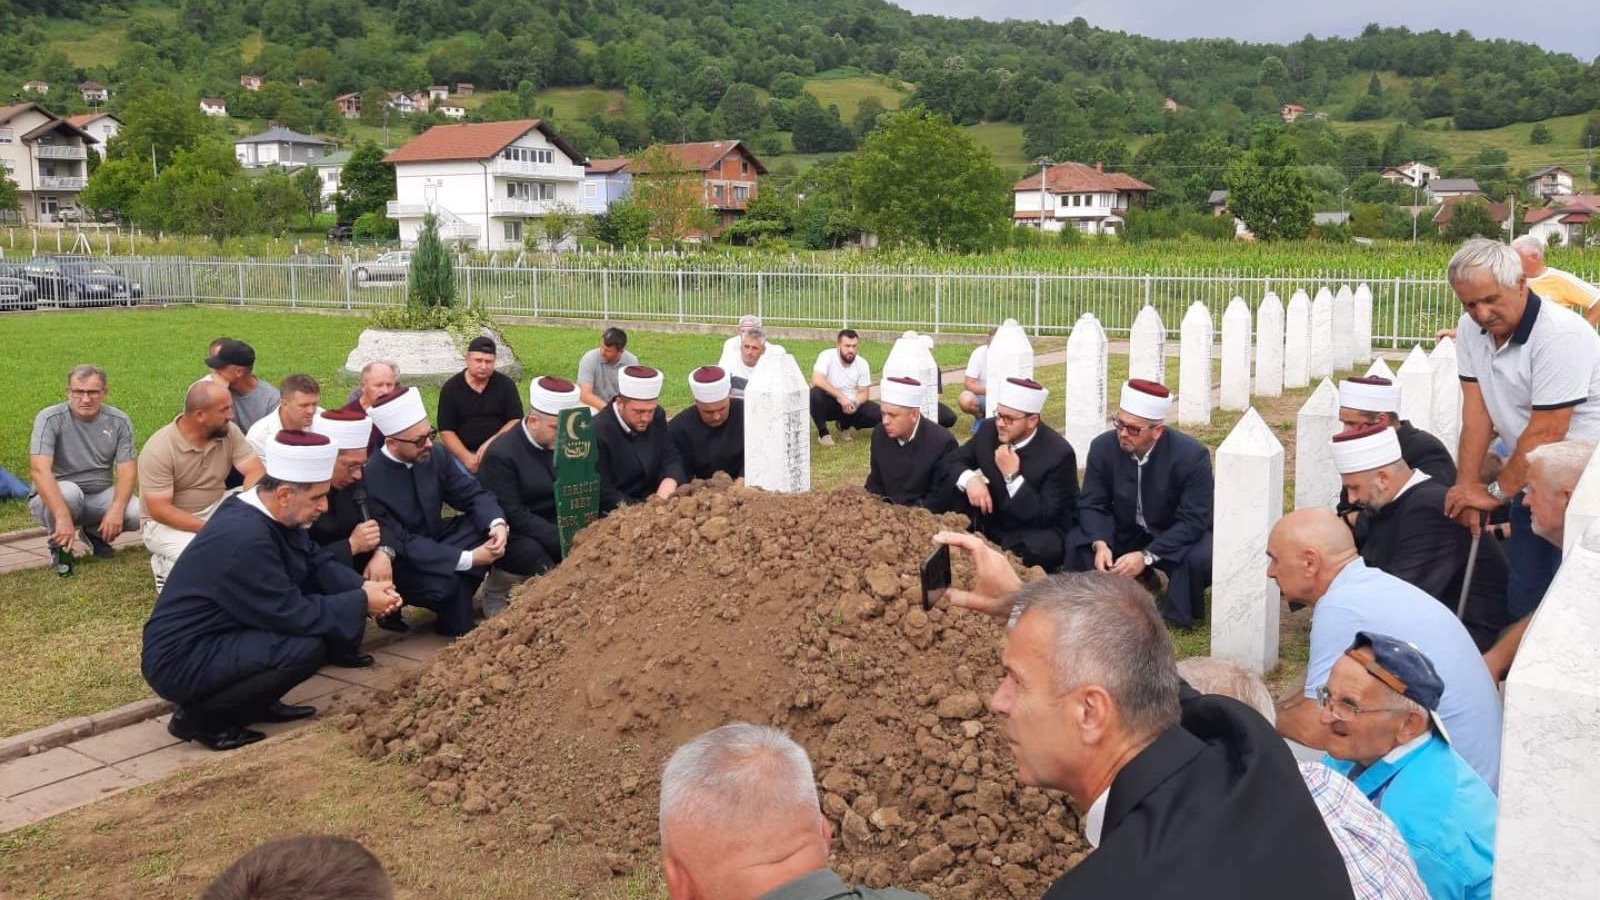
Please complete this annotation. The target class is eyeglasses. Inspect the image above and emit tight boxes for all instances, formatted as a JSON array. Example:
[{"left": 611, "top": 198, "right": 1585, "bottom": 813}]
[
  {"left": 994, "top": 411, "right": 1034, "bottom": 425},
  {"left": 1315, "top": 686, "right": 1404, "bottom": 722},
  {"left": 68, "top": 389, "right": 104, "bottom": 398},
  {"left": 1108, "top": 418, "right": 1157, "bottom": 436},
  {"left": 392, "top": 429, "right": 437, "bottom": 448}
]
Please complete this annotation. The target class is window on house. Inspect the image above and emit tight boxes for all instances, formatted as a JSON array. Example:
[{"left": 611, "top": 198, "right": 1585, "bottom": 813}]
[
  {"left": 583, "top": 183, "right": 597, "bottom": 198},
  {"left": 713, "top": 185, "right": 725, "bottom": 203},
  {"left": 540, "top": 183, "right": 556, "bottom": 200},
  {"left": 507, "top": 182, "right": 518, "bottom": 199},
  {"left": 740, "top": 160, "right": 749, "bottom": 174},
  {"left": 0, "top": 128, "right": 12, "bottom": 143},
  {"left": 504, "top": 220, "right": 522, "bottom": 241},
  {"left": 733, "top": 185, "right": 748, "bottom": 201}
]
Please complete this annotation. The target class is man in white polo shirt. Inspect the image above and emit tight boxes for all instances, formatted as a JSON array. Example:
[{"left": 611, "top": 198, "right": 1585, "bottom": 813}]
[
  {"left": 1443, "top": 237, "right": 1600, "bottom": 628},
  {"left": 810, "top": 329, "right": 881, "bottom": 447}
]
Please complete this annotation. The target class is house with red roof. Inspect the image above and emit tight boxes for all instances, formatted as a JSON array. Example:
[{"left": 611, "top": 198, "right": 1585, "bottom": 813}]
[
  {"left": 1012, "top": 161, "right": 1154, "bottom": 236},
  {"left": 1525, "top": 194, "right": 1597, "bottom": 247},
  {"left": 625, "top": 140, "right": 766, "bottom": 233},
  {"left": 383, "top": 119, "right": 586, "bottom": 250},
  {"left": 0, "top": 102, "right": 99, "bottom": 223},
  {"left": 581, "top": 157, "right": 632, "bottom": 214},
  {"left": 65, "top": 112, "right": 121, "bottom": 158}
]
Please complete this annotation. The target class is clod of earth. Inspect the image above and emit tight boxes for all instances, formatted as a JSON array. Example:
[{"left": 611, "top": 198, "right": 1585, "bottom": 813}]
[{"left": 358, "top": 476, "right": 1079, "bottom": 898}]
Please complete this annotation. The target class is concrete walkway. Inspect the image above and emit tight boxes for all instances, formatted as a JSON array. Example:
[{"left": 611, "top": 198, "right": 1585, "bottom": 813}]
[
  {"left": 0, "top": 527, "right": 142, "bottom": 576},
  {"left": 0, "top": 632, "right": 449, "bottom": 834}
]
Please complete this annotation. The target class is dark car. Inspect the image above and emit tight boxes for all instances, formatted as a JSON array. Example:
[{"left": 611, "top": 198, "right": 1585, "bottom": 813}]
[
  {"left": 327, "top": 224, "right": 353, "bottom": 241},
  {"left": 17, "top": 256, "right": 143, "bottom": 308},
  {"left": 0, "top": 263, "right": 40, "bottom": 312}
]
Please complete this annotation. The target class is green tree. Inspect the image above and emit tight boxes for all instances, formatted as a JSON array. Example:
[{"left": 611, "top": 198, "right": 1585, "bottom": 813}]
[
  {"left": 714, "top": 83, "right": 766, "bottom": 141},
  {"left": 851, "top": 109, "right": 1011, "bottom": 252},
  {"left": 408, "top": 213, "right": 456, "bottom": 309},
  {"left": 528, "top": 203, "right": 583, "bottom": 250},
  {"left": 335, "top": 141, "right": 394, "bottom": 224},
  {"left": 853, "top": 97, "right": 886, "bottom": 138},
  {"left": 769, "top": 73, "right": 805, "bottom": 99},
  {"left": 352, "top": 209, "right": 397, "bottom": 240},
  {"left": 1367, "top": 73, "right": 1383, "bottom": 97},
  {"left": 292, "top": 164, "right": 324, "bottom": 222},
  {"left": 1530, "top": 123, "right": 1552, "bottom": 145},
  {"left": 1443, "top": 199, "right": 1505, "bottom": 242},
  {"left": 252, "top": 169, "right": 304, "bottom": 235},
  {"left": 586, "top": 197, "right": 652, "bottom": 247},
  {"left": 1349, "top": 202, "right": 1385, "bottom": 238},
  {"left": 0, "top": 173, "right": 18, "bottom": 219},
  {"left": 630, "top": 145, "right": 715, "bottom": 244},
  {"left": 136, "top": 141, "right": 256, "bottom": 238},
  {"left": 106, "top": 88, "right": 211, "bottom": 168},
  {"left": 78, "top": 157, "right": 152, "bottom": 220},
  {"left": 791, "top": 95, "right": 855, "bottom": 153},
  {"left": 1222, "top": 130, "right": 1314, "bottom": 241}
]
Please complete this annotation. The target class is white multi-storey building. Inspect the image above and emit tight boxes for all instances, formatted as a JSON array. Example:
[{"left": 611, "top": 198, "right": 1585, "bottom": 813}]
[
  {"left": 1012, "top": 161, "right": 1154, "bottom": 236},
  {"left": 0, "top": 102, "right": 97, "bottom": 224}
]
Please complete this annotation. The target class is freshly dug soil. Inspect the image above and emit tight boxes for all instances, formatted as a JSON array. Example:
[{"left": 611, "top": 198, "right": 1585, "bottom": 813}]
[{"left": 354, "top": 477, "right": 1084, "bottom": 898}]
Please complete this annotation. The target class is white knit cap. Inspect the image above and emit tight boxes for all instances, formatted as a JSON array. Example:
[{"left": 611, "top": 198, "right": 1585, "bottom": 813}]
[
  {"left": 617, "top": 365, "right": 664, "bottom": 401},
  {"left": 995, "top": 377, "right": 1048, "bottom": 415},
  {"left": 1338, "top": 376, "right": 1402, "bottom": 413},
  {"left": 367, "top": 386, "right": 428, "bottom": 436},
  {"left": 737, "top": 314, "right": 762, "bottom": 330},
  {"left": 264, "top": 431, "right": 338, "bottom": 483},
  {"left": 880, "top": 376, "right": 925, "bottom": 409},
  {"left": 529, "top": 375, "right": 581, "bottom": 416},
  {"left": 1331, "top": 424, "right": 1403, "bottom": 474},
  {"left": 311, "top": 408, "right": 373, "bottom": 451},
  {"left": 1119, "top": 379, "right": 1171, "bottom": 421},
  {"left": 689, "top": 366, "right": 732, "bottom": 404}
]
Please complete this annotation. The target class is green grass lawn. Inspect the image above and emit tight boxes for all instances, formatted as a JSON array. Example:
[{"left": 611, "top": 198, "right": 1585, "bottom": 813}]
[
  {"left": 1329, "top": 112, "right": 1596, "bottom": 179},
  {"left": 966, "top": 122, "right": 1029, "bottom": 171},
  {"left": 803, "top": 72, "right": 910, "bottom": 119}
]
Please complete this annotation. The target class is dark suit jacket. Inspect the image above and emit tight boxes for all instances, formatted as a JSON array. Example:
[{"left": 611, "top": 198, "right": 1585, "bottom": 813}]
[
  {"left": 363, "top": 448, "right": 504, "bottom": 578},
  {"left": 305, "top": 483, "right": 388, "bottom": 571},
  {"left": 1044, "top": 687, "right": 1355, "bottom": 900},
  {"left": 593, "top": 405, "right": 688, "bottom": 509},
  {"left": 1397, "top": 421, "right": 1456, "bottom": 486},
  {"left": 865, "top": 416, "right": 957, "bottom": 510},
  {"left": 477, "top": 427, "right": 561, "bottom": 561},
  {"left": 1073, "top": 428, "right": 1213, "bottom": 562},
  {"left": 947, "top": 419, "right": 1078, "bottom": 567}
]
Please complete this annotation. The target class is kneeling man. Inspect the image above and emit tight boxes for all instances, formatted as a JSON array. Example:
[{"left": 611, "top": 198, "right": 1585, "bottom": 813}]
[
  {"left": 595, "top": 365, "right": 685, "bottom": 507},
  {"left": 1072, "top": 379, "right": 1214, "bottom": 627},
  {"left": 866, "top": 376, "right": 956, "bottom": 509},
  {"left": 670, "top": 366, "right": 744, "bottom": 481},
  {"left": 141, "top": 431, "right": 401, "bottom": 751}
]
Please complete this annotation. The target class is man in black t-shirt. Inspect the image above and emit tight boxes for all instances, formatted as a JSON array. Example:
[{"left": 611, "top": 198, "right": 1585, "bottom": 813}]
[{"left": 436, "top": 337, "right": 523, "bottom": 475}]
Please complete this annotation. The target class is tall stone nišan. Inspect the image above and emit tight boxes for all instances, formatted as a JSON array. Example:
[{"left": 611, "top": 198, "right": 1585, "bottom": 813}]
[
  {"left": 1128, "top": 305, "right": 1167, "bottom": 385},
  {"left": 1365, "top": 357, "right": 1396, "bottom": 380},
  {"left": 1430, "top": 338, "right": 1462, "bottom": 463},
  {"left": 1294, "top": 378, "right": 1342, "bottom": 510},
  {"left": 1064, "top": 312, "right": 1108, "bottom": 465},
  {"left": 1396, "top": 345, "right": 1435, "bottom": 434},
  {"left": 1284, "top": 289, "right": 1311, "bottom": 388},
  {"left": 1494, "top": 517, "right": 1600, "bottom": 900},
  {"left": 984, "top": 318, "right": 1035, "bottom": 418},
  {"left": 1333, "top": 284, "right": 1356, "bottom": 369},
  {"left": 1353, "top": 283, "right": 1374, "bottom": 364},
  {"left": 1220, "top": 298, "right": 1252, "bottom": 411},
  {"left": 1254, "top": 291, "right": 1284, "bottom": 398},
  {"left": 743, "top": 347, "right": 811, "bottom": 493},
  {"left": 883, "top": 330, "right": 940, "bottom": 421},
  {"left": 1563, "top": 450, "right": 1600, "bottom": 558},
  {"left": 1210, "top": 408, "right": 1284, "bottom": 675},
  {"left": 1179, "top": 302, "right": 1213, "bottom": 426},
  {"left": 1310, "top": 287, "right": 1335, "bottom": 379}
]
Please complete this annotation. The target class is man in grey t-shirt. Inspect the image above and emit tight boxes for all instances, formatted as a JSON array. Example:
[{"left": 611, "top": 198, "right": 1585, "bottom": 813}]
[
  {"left": 576, "top": 326, "right": 639, "bottom": 412},
  {"left": 29, "top": 364, "right": 141, "bottom": 558},
  {"left": 204, "top": 338, "right": 280, "bottom": 434}
]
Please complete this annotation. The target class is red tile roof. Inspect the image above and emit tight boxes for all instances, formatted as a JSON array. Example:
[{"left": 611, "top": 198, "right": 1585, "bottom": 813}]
[
  {"left": 65, "top": 112, "right": 118, "bottom": 128},
  {"left": 625, "top": 141, "right": 766, "bottom": 175},
  {"left": 586, "top": 157, "right": 631, "bottom": 174},
  {"left": 383, "top": 119, "right": 582, "bottom": 166},
  {"left": 1013, "top": 161, "right": 1153, "bottom": 194},
  {"left": 1432, "top": 196, "right": 1509, "bottom": 226}
]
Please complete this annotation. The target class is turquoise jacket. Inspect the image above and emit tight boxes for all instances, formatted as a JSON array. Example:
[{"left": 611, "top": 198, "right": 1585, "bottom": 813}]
[{"left": 1325, "top": 735, "right": 1496, "bottom": 900}]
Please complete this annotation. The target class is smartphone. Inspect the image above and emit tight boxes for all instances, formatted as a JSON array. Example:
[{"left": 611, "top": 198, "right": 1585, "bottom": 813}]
[{"left": 920, "top": 545, "right": 951, "bottom": 611}]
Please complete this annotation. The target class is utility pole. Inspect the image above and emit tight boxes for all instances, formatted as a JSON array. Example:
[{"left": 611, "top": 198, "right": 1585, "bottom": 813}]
[{"left": 1033, "top": 155, "right": 1055, "bottom": 237}]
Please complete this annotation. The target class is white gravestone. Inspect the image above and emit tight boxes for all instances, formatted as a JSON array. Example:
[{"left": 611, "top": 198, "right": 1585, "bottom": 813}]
[
  {"left": 1396, "top": 345, "right": 1435, "bottom": 434},
  {"left": 1294, "top": 379, "right": 1343, "bottom": 510},
  {"left": 883, "top": 330, "right": 941, "bottom": 421},
  {"left": 1560, "top": 446, "right": 1600, "bottom": 558},
  {"left": 1309, "top": 287, "right": 1335, "bottom": 379},
  {"left": 1284, "top": 289, "right": 1312, "bottom": 389},
  {"left": 1129, "top": 305, "right": 1168, "bottom": 385},
  {"left": 1210, "top": 407, "right": 1284, "bottom": 675},
  {"left": 1179, "top": 302, "right": 1213, "bottom": 426},
  {"left": 1064, "top": 313, "right": 1108, "bottom": 466},
  {"left": 743, "top": 347, "right": 811, "bottom": 493},
  {"left": 1353, "top": 283, "right": 1374, "bottom": 364},
  {"left": 984, "top": 318, "right": 1035, "bottom": 418},
  {"left": 1429, "top": 338, "right": 1462, "bottom": 464},
  {"left": 1333, "top": 284, "right": 1356, "bottom": 370},
  {"left": 1494, "top": 517, "right": 1600, "bottom": 900},
  {"left": 1254, "top": 291, "right": 1284, "bottom": 399},
  {"left": 1365, "top": 357, "right": 1396, "bottom": 380},
  {"left": 1221, "top": 297, "right": 1253, "bottom": 411}
]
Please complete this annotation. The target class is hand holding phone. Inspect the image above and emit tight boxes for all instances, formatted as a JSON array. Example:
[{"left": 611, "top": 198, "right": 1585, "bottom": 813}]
[{"left": 921, "top": 544, "right": 951, "bottom": 611}]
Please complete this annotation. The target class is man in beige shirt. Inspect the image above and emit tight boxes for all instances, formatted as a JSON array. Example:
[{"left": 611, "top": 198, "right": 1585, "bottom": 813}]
[{"left": 139, "top": 381, "right": 263, "bottom": 588}]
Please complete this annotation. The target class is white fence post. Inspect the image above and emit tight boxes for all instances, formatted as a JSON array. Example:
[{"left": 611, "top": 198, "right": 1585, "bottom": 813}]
[
  {"left": 676, "top": 269, "right": 685, "bottom": 324},
  {"left": 532, "top": 267, "right": 540, "bottom": 317}
]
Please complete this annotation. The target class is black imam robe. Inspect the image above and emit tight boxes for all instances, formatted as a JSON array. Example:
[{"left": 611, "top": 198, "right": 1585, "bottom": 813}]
[
  {"left": 669, "top": 400, "right": 746, "bottom": 481},
  {"left": 141, "top": 496, "right": 367, "bottom": 705},
  {"left": 1043, "top": 686, "right": 1357, "bottom": 900},
  {"left": 477, "top": 428, "right": 563, "bottom": 576},
  {"left": 945, "top": 418, "right": 1079, "bottom": 572},
  {"left": 1355, "top": 476, "right": 1510, "bottom": 651},
  {"left": 864, "top": 416, "right": 957, "bottom": 510},
  {"left": 593, "top": 405, "right": 689, "bottom": 510}
]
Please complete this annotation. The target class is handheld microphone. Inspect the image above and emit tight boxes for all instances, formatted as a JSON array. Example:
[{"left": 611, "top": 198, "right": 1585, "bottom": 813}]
[{"left": 353, "top": 483, "right": 371, "bottom": 521}]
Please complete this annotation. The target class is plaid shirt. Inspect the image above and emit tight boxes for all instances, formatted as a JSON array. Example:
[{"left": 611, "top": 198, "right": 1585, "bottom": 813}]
[{"left": 1300, "top": 762, "right": 1430, "bottom": 900}]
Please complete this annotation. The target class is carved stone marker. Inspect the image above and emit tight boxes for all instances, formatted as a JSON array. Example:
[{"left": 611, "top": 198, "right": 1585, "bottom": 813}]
[
  {"left": 1562, "top": 448, "right": 1600, "bottom": 558},
  {"left": 1396, "top": 345, "right": 1435, "bottom": 434},
  {"left": 1129, "top": 305, "right": 1168, "bottom": 385},
  {"left": 554, "top": 408, "right": 601, "bottom": 556},
  {"left": 1333, "top": 284, "right": 1356, "bottom": 370},
  {"left": 1210, "top": 407, "right": 1284, "bottom": 675},
  {"left": 1294, "top": 379, "right": 1342, "bottom": 510},
  {"left": 1430, "top": 337, "right": 1462, "bottom": 463},
  {"left": 1365, "top": 357, "right": 1396, "bottom": 380},
  {"left": 884, "top": 330, "right": 941, "bottom": 421},
  {"left": 984, "top": 318, "right": 1035, "bottom": 417},
  {"left": 1254, "top": 291, "right": 1284, "bottom": 399},
  {"left": 743, "top": 347, "right": 811, "bottom": 493},
  {"left": 1221, "top": 297, "right": 1253, "bottom": 411},
  {"left": 1284, "top": 289, "right": 1311, "bottom": 389},
  {"left": 1354, "top": 283, "right": 1374, "bottom": 364},
  {"left": 1064, "top": 312, "right": 1108, "bottom": 466},
  {"left": 1179, "top": 302, "right": 1213, "bottom": 426},
  {"left": 1310, "top": 287, "right": 1335, "bottom": 379}
]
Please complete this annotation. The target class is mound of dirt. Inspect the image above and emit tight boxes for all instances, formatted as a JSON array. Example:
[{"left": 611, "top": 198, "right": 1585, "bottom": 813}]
[{"left": 354, "top": 478, "right": 1083, "bottom": 898}]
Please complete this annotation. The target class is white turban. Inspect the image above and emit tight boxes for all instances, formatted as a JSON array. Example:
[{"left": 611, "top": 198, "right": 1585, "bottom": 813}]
[
  {"left": 1338, "top": 376, "right": 1402, "bottom": 413},
  {"left": 264, "top": 431, "right": 338, "bottom": 483},
  {"left": 1119, "top": 379, "right": 1171, "bottom": 421},
  {"left": 367, "top": 386, "right": 427, "bottom": 437},
  {"left": 529, "top": 376, "right": 581, "bottom": 416},
  {"left": 617, "top": 365, "right": 664, "bottom": 401},
  {"left": 995, "top": 377, "right": 1048, "bottom": 415},
  {"left": 1331, "top": 424, "right": 1403, "bottom": 474},
  {"left": 880, "top": 376, "right": 925, "bottom": 409},
  {"left": 311, "top": 408, "right": 372, "bottom": 451},
  {"left": 689, "top": 366, "right": 732, "bottom": 403}
]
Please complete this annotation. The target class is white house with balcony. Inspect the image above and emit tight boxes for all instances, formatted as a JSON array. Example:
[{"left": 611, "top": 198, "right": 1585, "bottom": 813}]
[
  {"left": 1527, "top": 166, "right": 1575, "bottom": 200},
  {"left": 1012, "top": 161, "right": 1154, "bottom": 235},
  {"left": 384, "top": 119, "right": 586, "bottom": 251},
  {"left": 200, "top": 97, "right": 228, "bottom": 118},
  {"left": 0, "top": 102, "right": 96, "bottom": 224},
  {"left": 67, "top": 113, "right": 121, "bottom": 158},
  {"left": 233, "top": 126, "right": 329, "bottom": 169}
]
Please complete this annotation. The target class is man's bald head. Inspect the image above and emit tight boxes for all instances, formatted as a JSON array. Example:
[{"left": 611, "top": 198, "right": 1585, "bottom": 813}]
[
  {"left": 1265, "top": 508, "right": 1360, "bottom": 606},
  {"left": 185, "top": 380, "right": 229, "bottom": 415}
]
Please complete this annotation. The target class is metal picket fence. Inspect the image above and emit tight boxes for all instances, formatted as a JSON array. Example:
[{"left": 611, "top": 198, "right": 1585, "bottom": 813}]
[{"left": 29, "top": 256, "right": 1598, "bottom": 347}]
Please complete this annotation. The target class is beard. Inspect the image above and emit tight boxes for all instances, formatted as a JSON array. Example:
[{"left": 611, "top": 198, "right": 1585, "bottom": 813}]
[{"left": 207, "top": 423, "right": 230, "bottom": 440}]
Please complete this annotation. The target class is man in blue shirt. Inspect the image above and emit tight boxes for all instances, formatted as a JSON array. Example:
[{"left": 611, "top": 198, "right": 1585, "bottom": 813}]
[
  {"left": 1267, "top": 508, "right": 1502, "bottom": 791},
  {"left": 1320, "top": 632, "right": 1497, "bottom": 900}
]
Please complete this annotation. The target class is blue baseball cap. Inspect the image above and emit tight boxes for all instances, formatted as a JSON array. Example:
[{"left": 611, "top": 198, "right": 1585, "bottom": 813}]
[{"left": 1346, "top": 631, "right": 1445, "bottom": 712}]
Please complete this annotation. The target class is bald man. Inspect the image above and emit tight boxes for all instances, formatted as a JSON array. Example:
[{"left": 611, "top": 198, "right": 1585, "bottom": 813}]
[{"left": 1265, "top": 509, "right": 1503, "bottom": 790}]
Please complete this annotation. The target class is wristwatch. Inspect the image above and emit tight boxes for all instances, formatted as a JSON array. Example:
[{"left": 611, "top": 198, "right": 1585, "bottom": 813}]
[
  {"left": 1142, "top": 550, "right": 1157, "bottom": 567},
  {"left": 1485, "top": 481, "right": 1507, "bottom": 504},
  {"left": 1004, "top": 471, "right": 1022, "bottom": 485},
  {"left": 378, "top": 545, "right": 397, "bottom": 560}
]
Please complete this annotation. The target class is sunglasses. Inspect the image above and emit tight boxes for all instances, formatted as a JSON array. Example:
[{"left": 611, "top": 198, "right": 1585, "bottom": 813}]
[
  {"left": 1108, "top": 418, "right": 1156, "bottom": 436},
  {"left": 392, "top": 428, "right": 437, "bottom": 448}
]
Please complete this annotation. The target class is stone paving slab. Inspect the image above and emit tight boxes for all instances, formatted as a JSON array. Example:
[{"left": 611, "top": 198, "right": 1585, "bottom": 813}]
[
  {"left": 380, "top": 632, "right": 453, "bottom": 662},
  {"left": 8, "top": 766, "right": 142, "bottom": 820},
  {"left": 67, "top": 717, "right": 182, "bottom": 766},
  {"left": 0, "top": 747, "right": 102, "bottom": 798},
  {"left": 0, "top": 528, "right": 143, "bottom": 575},
  {"left": 109, "top": 738, "right": 216, "bottom": 782}
]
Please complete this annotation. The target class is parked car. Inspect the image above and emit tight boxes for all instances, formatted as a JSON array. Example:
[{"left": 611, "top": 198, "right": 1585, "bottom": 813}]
[
  {"left": 0, "top": 263, "right": 40, "bottom": 311},
  {"left": 17, "top": 256, "right": 143, "bottom": 307},
  {"left": 353, "top": 251, "right": 411, "bottom": 284},
  {"left": 327, "top": 224, "right": 353, "bottom": 241}
]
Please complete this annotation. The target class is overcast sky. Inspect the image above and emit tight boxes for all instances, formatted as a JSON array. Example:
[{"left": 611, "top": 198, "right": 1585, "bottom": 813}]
[{"left": 890, "top": 0, "right": 1600, "bottom": 62}]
